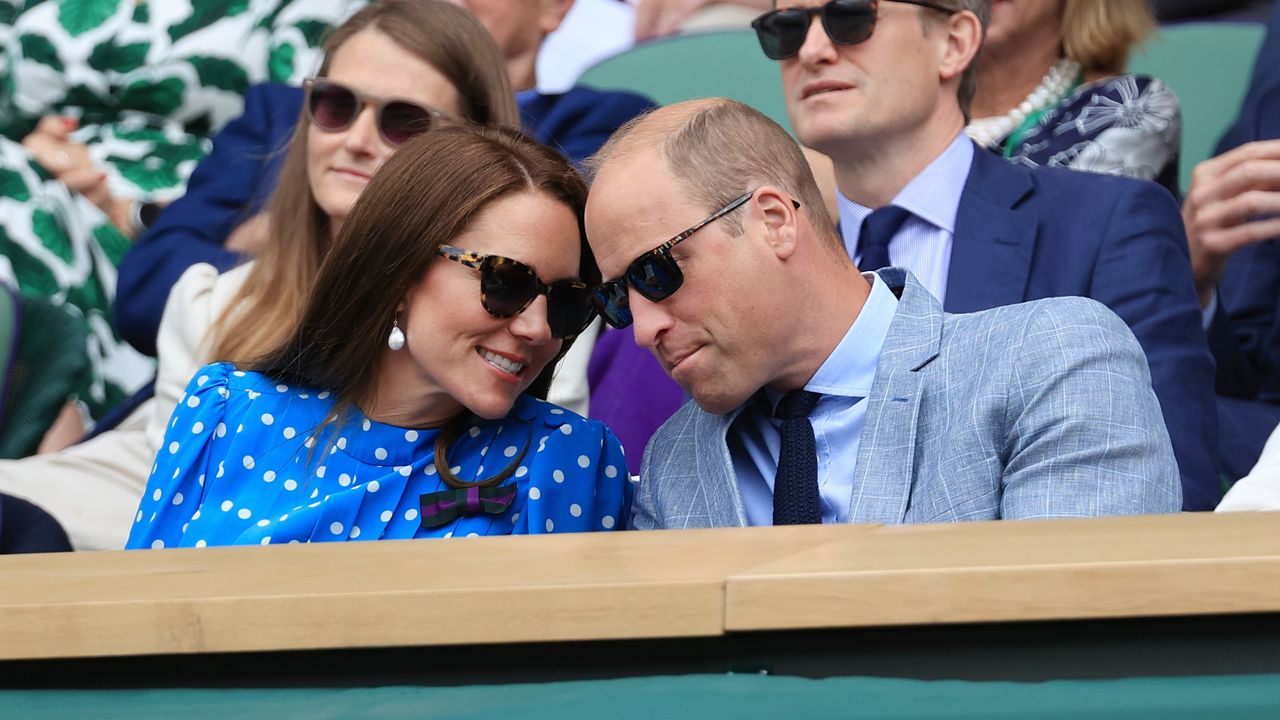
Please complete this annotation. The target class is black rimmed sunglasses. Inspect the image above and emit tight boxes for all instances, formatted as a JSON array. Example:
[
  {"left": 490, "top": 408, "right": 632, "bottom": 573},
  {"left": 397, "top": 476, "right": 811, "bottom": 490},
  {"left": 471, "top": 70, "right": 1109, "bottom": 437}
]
[
  {"left": 303, "top": 78, "right": 456, "bottom": 147},
  {"left": 437, "top": 245, "right": 596, "bottom": 340},
  {"left": 752, "top": 0, "right": 958, "bottom": 60},
  {"left": 589, "top": 191, "right": 800, "bottom": 329}
]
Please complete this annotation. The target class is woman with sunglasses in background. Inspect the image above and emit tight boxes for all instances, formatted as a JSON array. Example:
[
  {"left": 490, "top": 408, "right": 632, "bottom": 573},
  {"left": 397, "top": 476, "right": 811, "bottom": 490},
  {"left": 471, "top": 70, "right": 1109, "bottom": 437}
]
[
  {"left": 128, "top": 125, "right": 627, "bottom": 548},
  {"left": 0, "top": 0, "right": 518, "bottom": 551}
]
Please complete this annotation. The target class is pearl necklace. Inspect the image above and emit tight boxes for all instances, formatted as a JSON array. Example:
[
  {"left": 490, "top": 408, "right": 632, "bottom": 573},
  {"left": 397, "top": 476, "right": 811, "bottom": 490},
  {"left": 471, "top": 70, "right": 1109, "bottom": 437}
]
[{"left": 966, "top": 58, "right": 1081, "bottom": 149}]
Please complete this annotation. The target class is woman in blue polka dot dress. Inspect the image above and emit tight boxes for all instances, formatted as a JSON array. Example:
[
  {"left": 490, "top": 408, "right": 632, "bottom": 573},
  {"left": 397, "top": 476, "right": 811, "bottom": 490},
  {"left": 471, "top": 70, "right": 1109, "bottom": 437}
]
[{"left": 126, "top": 126, "right": 630, "bottom": 549}]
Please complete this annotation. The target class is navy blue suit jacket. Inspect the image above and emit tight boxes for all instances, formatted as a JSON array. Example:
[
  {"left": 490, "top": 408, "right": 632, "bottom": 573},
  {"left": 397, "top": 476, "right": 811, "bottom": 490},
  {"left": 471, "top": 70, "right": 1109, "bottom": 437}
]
[
  {"left": 115, "top": 82, "right": 654, "bottom": 356},
  {"left": 1202, "top": 2, "right": 1280, "bottom": 480},
  {"left": 1211, "top": 184, "right": 1280, "bottom": 407},
  {"left": 948, "top": 146, "right": 1218, "bottom": 510},
  {"left": 1210, "top": 0, "right": 1280, "bottom": 402},
  {"left": 1216, "top": 0, "right": 1280, "bottom": 157}
]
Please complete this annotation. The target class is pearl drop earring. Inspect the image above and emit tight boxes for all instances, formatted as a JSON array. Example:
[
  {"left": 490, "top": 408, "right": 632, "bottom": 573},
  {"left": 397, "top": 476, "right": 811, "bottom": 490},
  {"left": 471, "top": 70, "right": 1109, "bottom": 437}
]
[{"left": 387, "top": 317, "right": 405, "bottom": 351}]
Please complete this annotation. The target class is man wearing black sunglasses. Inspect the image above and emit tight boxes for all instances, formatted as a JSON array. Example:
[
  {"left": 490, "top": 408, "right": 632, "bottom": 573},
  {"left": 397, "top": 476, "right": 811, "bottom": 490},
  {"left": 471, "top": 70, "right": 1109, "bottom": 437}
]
[
  {"left": 585, "top": 98, "right": 1181, "bottom": 529},
  {"left": 759, "top": 0, "right": 1219, "bottom": 510}
]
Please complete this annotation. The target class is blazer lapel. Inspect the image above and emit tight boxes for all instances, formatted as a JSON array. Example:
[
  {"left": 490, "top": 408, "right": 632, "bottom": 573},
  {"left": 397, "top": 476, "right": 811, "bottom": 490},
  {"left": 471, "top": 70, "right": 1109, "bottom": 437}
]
[
  {"left": 945, "top": 146, "right": 1040, "bottom": 314},
  {"left": 850, "top": 269, "right": 939, "bottom": 524},
  {"left": 696, "top": 406, "right": 748, "bottom": 527}
]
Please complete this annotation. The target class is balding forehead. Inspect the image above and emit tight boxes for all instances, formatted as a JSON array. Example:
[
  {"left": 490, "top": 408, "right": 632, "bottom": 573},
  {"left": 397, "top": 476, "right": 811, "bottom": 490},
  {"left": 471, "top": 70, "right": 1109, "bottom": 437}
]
[
  {"left": 586, "top": 149, "right": 694, "bottom": 275},
  {"left": 591, "top": 148, "right": 672, "bottom": 208}
]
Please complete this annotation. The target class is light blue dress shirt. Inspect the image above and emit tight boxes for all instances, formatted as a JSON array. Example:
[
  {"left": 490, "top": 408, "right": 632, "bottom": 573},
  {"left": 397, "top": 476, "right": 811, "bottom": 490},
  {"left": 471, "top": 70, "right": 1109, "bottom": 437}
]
[
  {"left": 837, "top": 133, "right": 974, "bottom": 305},
  {"left": 728, "top": 273, "right": 899, "bottom": 525}
]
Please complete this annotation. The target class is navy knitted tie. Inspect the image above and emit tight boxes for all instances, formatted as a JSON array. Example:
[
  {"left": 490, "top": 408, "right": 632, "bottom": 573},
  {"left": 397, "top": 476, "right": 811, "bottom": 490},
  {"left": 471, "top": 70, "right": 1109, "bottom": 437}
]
[
  {"left": 773, "top": 390, "right": 823, "bottom": 525},
  {"left": 857, "top": 205, "right": 912, "bottom": 272}
]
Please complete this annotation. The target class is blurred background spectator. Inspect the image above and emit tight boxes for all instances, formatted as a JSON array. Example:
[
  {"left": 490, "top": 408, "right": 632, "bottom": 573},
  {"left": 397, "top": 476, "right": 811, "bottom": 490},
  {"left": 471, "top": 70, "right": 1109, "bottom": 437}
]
[{"left": 0, "top": 0, "right": 359, "bottom": 430}]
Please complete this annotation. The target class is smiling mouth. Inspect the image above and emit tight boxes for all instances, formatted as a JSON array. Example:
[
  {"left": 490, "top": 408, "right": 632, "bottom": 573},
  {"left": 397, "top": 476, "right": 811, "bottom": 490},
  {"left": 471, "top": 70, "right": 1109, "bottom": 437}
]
[{"left": 479, "top": 348, "right": 526, "bottom": 376}]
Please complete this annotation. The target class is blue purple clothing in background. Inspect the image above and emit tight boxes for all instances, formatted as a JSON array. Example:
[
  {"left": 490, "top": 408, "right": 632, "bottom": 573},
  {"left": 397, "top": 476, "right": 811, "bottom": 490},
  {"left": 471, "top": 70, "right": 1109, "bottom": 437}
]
[{"left": 588, "top": 326, "right": 686, "bottom": 476}]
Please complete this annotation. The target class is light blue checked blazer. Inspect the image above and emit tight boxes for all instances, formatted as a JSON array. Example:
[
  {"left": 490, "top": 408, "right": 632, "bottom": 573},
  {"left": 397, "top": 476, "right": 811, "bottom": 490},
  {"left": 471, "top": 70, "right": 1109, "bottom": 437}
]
[{"left": 632, "top": 268, "right": 1182, "bottom": 529}]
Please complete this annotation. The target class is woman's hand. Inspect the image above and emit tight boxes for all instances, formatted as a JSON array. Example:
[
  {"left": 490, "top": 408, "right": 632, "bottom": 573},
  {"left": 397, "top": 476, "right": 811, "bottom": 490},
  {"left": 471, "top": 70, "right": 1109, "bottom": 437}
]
[
  {"left": 22, "top": 116, "right": 96, "bottom": 181},
  {"left": 22, "top": 115, "right": 146, "bottom": 238},
  {"left": 1183, "top": 140, "right": 1280, "bottom": 307},
  {"left": 23, "top": 116, "right": 112, "bottom": 206}
]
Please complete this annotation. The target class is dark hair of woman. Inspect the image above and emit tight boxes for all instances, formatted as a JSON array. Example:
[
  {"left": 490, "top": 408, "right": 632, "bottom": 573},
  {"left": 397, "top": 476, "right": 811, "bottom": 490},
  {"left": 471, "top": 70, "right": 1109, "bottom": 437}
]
[{"left": 253, "top": 125, "right": 596, "bottom": 485}]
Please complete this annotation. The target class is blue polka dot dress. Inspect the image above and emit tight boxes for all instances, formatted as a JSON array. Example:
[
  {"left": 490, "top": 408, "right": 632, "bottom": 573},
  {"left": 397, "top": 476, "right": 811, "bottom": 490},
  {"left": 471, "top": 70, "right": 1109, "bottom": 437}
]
[{"left": 126, "top": 363, "right": 632, "bottom": 549}]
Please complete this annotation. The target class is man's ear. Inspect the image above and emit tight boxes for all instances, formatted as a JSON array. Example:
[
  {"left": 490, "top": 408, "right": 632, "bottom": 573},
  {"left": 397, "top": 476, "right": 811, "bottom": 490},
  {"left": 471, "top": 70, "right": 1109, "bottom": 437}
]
[
  {"left": 754, "top": 186, "right": 800, "bottom": 260},
  {"left": 938, "top": 10, "right": 983, "bottom": 86},
  {"left": 539, "top": 0, "right": 575, "bottom": 36}
]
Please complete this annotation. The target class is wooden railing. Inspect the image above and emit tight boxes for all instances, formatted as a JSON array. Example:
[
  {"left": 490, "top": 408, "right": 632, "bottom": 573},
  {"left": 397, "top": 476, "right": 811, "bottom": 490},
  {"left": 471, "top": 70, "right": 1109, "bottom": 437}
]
[{"left": 3, "top": 512, "right": 1279, "bottom": 661}]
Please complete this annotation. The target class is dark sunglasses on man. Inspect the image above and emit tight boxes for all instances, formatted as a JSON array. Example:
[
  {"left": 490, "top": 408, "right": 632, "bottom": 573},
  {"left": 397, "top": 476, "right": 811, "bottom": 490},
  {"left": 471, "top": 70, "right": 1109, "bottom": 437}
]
[
  {"left": 752, "top": 0, "right": 958, "bottom": 60},
  {"left": 303, "top": 78, "right": 457, "bottom": 147},
  {"left": 589, "top": 190, "right": 800, "bottom": 330},
  {"left": 437, "top": 245, "right": 596, "bottom": 340}
]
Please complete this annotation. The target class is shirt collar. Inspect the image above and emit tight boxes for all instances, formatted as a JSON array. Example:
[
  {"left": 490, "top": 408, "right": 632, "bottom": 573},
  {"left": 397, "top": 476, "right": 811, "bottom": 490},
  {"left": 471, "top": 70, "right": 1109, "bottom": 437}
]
[
  {"left": 837, "top": 132, "right": 974, "bottom": 241},
  {"left": 762, "top": 271, "right": 899, "bottom": 412}
]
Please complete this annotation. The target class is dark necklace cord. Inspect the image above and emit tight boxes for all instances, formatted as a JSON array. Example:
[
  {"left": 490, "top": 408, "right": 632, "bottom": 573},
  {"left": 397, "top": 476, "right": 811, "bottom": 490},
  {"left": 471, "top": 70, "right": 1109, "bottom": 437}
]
[{"left": 433, "top": 418, "right": 531, "bottom": 489}]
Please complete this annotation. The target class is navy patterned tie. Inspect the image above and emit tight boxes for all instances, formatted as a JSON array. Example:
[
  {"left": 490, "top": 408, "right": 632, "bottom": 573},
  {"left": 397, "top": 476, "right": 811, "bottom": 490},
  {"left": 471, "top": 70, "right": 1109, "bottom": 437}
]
[
  {"left": 773, "top": 389, "right": 823, "bottom": 525},
  {"left": 857, "top": 205, "right": 912, "bottom": 272}
]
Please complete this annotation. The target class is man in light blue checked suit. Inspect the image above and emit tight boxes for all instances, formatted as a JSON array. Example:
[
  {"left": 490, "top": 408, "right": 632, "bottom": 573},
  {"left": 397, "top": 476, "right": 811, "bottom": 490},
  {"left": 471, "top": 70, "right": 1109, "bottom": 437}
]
[{"left": 584, "top": 99, "right": 1181, "bottom": 529}]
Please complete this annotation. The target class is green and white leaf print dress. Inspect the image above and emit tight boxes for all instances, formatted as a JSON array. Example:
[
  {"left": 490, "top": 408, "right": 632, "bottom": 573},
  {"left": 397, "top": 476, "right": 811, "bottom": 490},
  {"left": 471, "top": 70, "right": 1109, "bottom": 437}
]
[{"left": 0, "top": 0, "right": 362, "bottom": 419}]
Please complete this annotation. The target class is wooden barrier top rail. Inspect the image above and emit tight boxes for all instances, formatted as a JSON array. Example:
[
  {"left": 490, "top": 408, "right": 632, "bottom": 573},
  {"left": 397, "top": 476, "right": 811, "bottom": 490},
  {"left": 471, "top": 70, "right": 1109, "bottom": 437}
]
[
  {"left": 725, "top": 512, "right": 1280, "bottom": 630},
  {"left": 2, "top": 512, "right": 1279, "bottom": 661}
]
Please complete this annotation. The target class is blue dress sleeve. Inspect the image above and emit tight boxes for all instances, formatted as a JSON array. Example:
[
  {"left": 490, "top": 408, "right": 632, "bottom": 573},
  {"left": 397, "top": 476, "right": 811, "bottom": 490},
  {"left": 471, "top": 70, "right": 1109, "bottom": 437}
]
[
  {"left": 125, "top": 363, "right": 235, "bottom": 549},
  {"left": 523, "top": 407, "right": 632, "bottom": 534}
]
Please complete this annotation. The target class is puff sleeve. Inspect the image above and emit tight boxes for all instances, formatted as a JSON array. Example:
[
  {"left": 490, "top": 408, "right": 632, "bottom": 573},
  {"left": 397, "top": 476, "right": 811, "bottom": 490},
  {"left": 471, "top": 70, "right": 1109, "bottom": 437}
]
[
  {"left": 126, "top": 363, "right": 236, "bottom": 549},
  {"left": 516, "top": 406, "right": 632, "bottom": 534}
]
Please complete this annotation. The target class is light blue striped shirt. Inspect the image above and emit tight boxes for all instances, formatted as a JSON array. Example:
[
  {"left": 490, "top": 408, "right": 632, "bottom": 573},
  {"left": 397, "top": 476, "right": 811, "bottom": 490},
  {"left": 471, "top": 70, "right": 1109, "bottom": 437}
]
[
  {"left": 728, "top": 273, "right": 899, "bottom": 525},
  {"left": 838, "top": 134, "right": 975, "bottom": 305}
]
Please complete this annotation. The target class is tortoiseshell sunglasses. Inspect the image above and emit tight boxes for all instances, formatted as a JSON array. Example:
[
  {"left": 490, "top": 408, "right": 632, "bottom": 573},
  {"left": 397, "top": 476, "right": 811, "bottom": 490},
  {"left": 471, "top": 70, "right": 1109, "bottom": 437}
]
[{"left": 437, "top": 245, "right": 596, "bottom": 339}]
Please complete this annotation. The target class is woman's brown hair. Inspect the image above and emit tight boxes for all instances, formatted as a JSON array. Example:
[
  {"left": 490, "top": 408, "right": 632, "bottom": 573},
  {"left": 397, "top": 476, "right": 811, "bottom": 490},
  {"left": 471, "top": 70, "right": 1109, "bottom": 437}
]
[
  {"left": 208, "top": 0, "right": 520, "bottom": 364},
  {"left": 253, "top": 124, "right": 595, "bottom": 439}
]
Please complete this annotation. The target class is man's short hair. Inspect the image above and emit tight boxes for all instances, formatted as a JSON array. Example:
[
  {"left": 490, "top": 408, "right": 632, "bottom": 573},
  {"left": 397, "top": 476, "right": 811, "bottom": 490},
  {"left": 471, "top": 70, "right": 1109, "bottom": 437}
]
[{"left": 590, "top": 98, "right": 841, "bottom": 250}]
